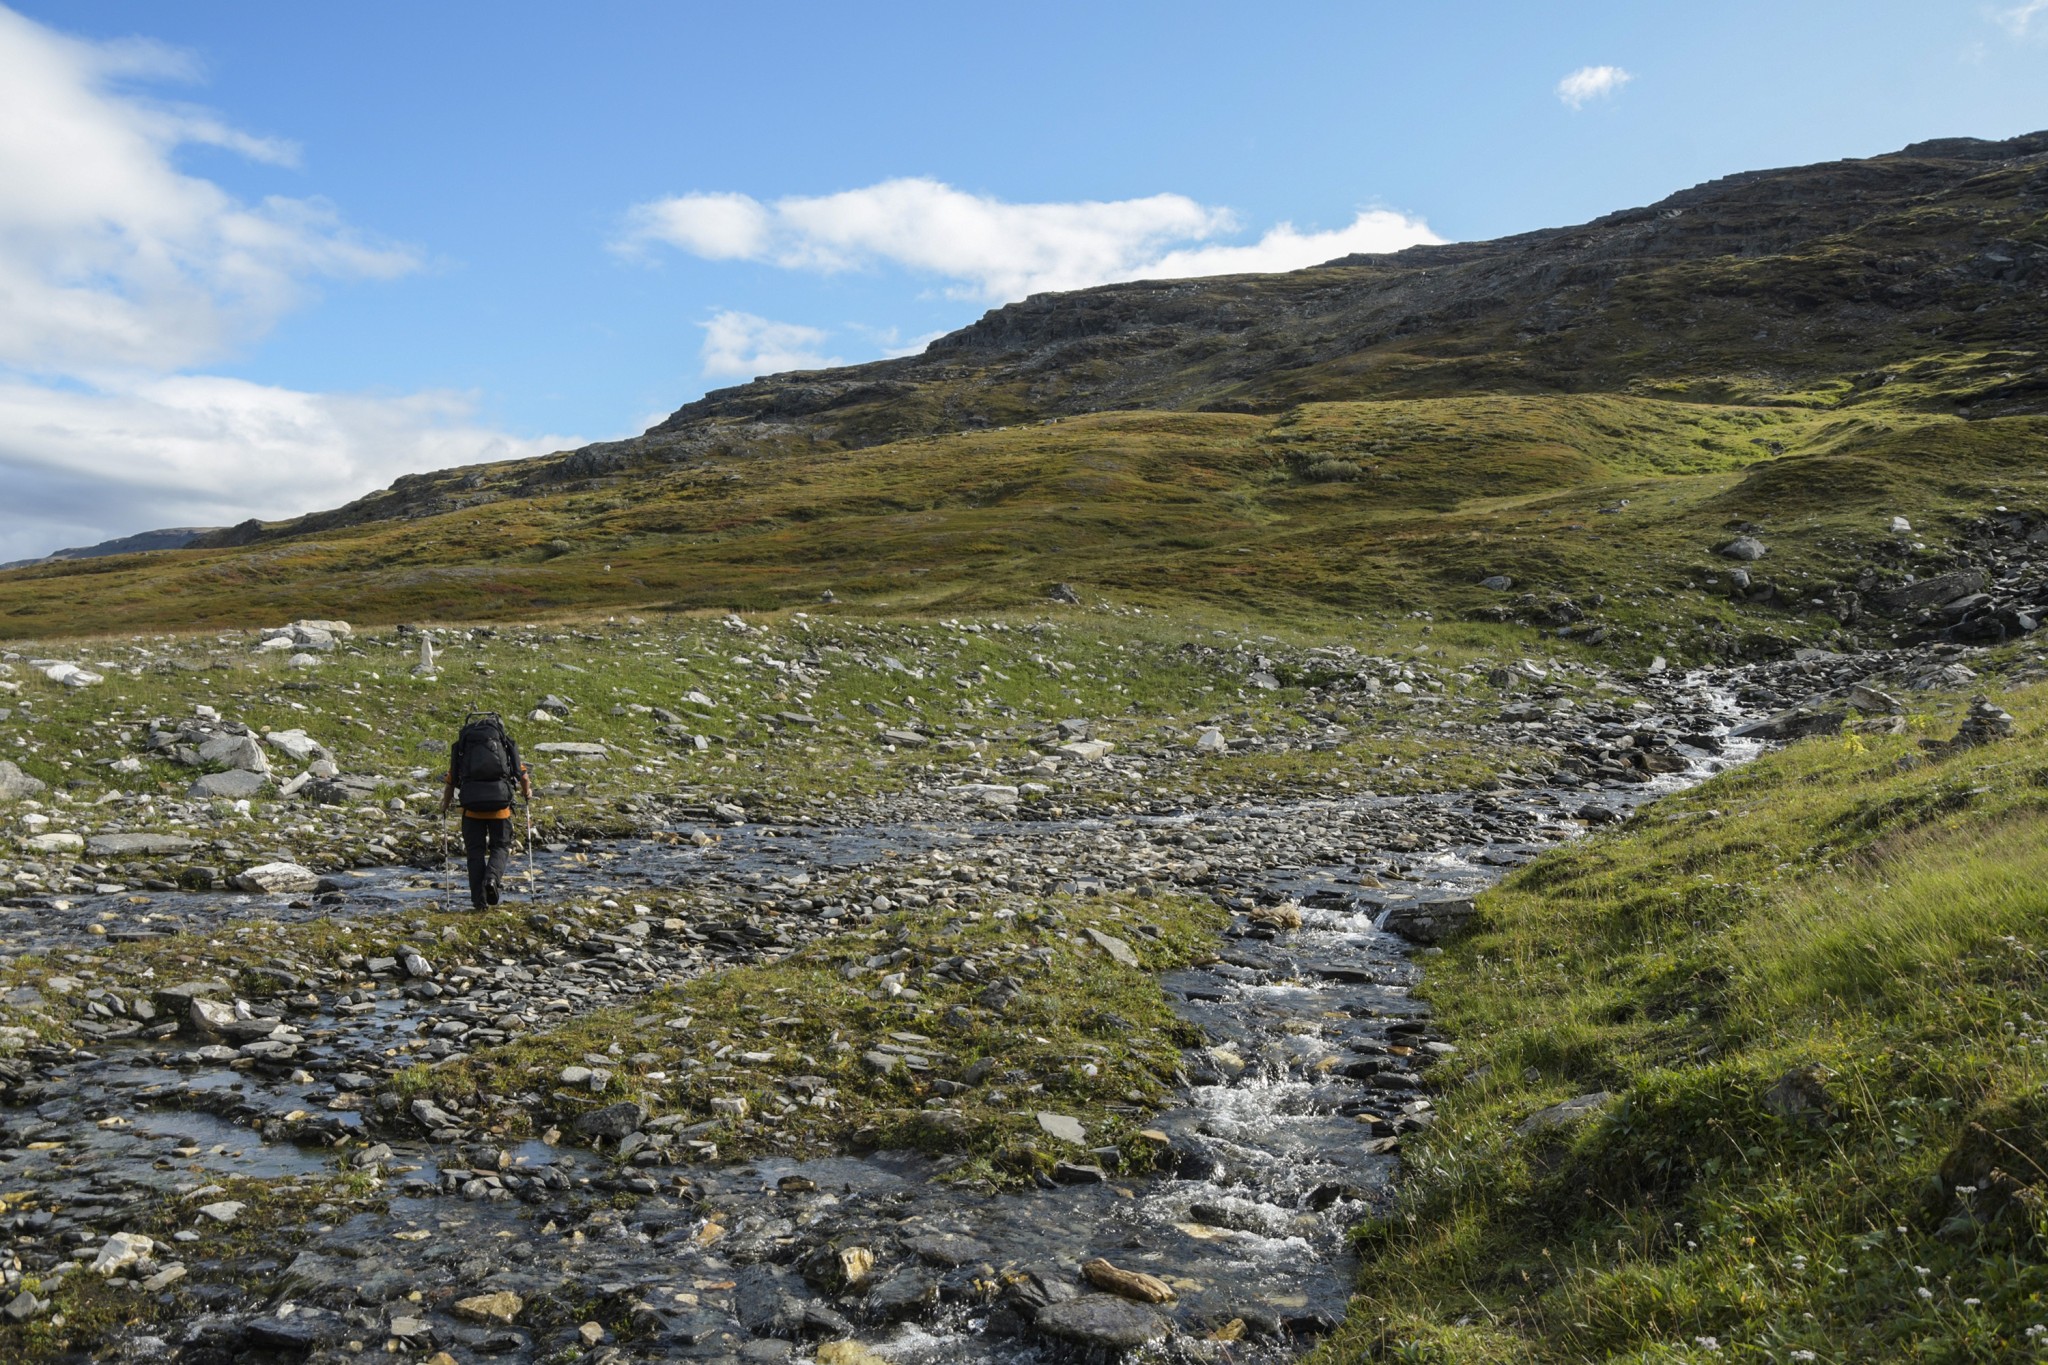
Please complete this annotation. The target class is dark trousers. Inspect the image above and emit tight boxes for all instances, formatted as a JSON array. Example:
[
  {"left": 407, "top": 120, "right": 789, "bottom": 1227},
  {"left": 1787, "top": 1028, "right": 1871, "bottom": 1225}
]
[{"left": 461, "top": 815, "right": 512, "bottom": 908}]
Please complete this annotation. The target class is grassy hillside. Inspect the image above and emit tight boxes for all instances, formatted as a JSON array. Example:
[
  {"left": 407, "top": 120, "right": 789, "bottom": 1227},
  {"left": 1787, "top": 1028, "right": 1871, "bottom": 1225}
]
[
  {"left": 1319, "top": 660, "right": 2048, "bottom": 1363},
  {"left": 1, "top": 391, "right": 2038, "bottom": 654}
]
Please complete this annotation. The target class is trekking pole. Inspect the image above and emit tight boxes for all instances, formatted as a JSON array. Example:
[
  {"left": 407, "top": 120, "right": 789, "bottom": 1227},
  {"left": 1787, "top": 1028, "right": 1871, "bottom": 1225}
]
[{"left": 525, "top": 801, "right": 535, "bottom": 882}]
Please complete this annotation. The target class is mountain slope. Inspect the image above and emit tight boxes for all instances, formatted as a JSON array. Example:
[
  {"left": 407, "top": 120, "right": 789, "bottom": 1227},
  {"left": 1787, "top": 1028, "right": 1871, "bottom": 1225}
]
[{"left": 1, "top": 131, "right": 2044, "bottom": 641}]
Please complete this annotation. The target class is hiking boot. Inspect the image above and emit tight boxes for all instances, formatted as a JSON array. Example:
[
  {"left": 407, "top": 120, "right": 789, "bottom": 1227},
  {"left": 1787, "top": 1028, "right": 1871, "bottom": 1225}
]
[{"left": 486, "top": 881, "right": 502, "bottom": 906}]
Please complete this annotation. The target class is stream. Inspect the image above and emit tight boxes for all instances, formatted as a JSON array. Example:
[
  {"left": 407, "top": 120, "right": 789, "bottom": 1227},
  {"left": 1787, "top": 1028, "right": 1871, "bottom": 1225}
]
[{"left": 0, "top": 670, "right": 1763, "bottom": 1363}]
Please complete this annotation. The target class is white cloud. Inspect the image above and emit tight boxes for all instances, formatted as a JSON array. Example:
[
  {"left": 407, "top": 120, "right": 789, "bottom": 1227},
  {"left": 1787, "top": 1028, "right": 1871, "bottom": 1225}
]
[
  {"left": 0, "top": 5, "right": 568, "bottom": 562},
  {"left": 0, "top": 376, "right": 572, "bottom": 560},
  {"left": 2000, "top": 0, "right": 2048, "bottom": 32},
  {"left": 622, "top": 191, "right": 772, "bottom": 260},
  {"left": 1139, "top": 209, "right": 1443, "bottom": 276},
  {"left": 1556, "top": 65, "right": 1633, "bottom": 109},
  {"left": 0, "top": 6, "right": 416, "bottom": 378},
  {"left": 620, "top": 177, "right": 1439, "bottom": 301},
  {"left": 700, "top": 310, "right": 840, "bottom": 380}
]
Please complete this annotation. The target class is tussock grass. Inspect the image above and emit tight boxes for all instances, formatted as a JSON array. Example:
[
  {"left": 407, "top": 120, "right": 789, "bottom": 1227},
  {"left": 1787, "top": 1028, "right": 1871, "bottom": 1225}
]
[{"left": 1320, "top": 685, "right": 2048, "bottom": 1363}]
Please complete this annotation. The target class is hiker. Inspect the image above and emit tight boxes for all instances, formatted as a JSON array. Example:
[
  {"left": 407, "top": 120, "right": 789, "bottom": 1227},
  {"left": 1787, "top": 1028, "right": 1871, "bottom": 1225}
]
[{"left": 440, "top": 711, "right": 533, "bottom": 909}]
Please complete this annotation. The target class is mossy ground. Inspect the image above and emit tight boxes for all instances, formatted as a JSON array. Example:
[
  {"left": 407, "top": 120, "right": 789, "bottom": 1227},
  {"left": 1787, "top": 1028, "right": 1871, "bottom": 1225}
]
[
  {"left": 416, "top": 891, "right": 1230, "bottom": 1188},
  {"left": 1317, "top": 671, "right": 2048, "bottom": 1363}
]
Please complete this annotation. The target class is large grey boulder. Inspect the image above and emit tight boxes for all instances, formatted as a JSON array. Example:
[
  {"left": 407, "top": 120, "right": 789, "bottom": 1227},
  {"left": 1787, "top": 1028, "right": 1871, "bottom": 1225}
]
[
  {"left": 190, "top": 770, "right": 268, "bottom": 799},
  {"left": 0, "top": 760, "right": 45, "bottom": 802},
  {"left": 1868, "top": 569, "right": 1988, "bottom": 615},
  {"left": 1381, "top": 896, "right": 1478, "bottom": 944},
  {"left": 1717, "top": 536, "right": 1768, "bottom": 561},
  {"left": 197, "top": 733, "right": 269, "bottom": 773}
]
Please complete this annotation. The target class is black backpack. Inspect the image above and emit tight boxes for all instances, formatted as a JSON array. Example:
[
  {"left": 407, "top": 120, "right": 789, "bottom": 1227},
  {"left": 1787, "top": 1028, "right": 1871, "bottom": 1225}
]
[{"left": 453, "top": 712, "right": 516, "bottom": 809}]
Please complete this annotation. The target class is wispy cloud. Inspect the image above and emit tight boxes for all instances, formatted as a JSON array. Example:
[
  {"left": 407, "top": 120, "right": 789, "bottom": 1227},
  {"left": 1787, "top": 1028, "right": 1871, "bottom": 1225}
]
[
  {"left": 1999, "top": 0, "right": 2048, "bottom": 32},
  {"left": 620, "top": 178, "right": 1440, "bottom": 301},
  {"left": 1556, "top": 64, "right": 1633, "bottom": 109},
  {"left": 0, "top": 4, "right": 568, "bottom": 561},
  {"left": 699, "top": 310, "right": 839, "bottom": 380}
]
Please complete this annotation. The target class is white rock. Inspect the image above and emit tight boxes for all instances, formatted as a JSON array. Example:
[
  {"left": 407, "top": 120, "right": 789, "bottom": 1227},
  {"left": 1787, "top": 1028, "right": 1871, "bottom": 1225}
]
[
  {"left": 30, "top": 660, "right": 103, "bottom": 687},
  {"left": 264, "top": 729, "right": 331, "bottom": 764},
  {"left": 197, "top": 1200, "right": 245, "bottom": 1224},
  {"left": 1056, "top": 740, "right": 1115, "bottom": 762},
  {"left": 23, "top": 832, "right": 83, "bottom": 853},
  {"left": 92, "top": 1231, "right": 154, "bottom": 1275},
  {"left": 1192, "top": 728, "right": 1227, "bottom": 753},
  {"left": 231, "top": 862, "right": 320, "bottom": 893}
]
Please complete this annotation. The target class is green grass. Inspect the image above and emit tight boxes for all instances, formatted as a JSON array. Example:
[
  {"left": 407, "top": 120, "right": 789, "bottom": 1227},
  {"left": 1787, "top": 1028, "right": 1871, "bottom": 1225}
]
[
  {"left": 0, "top": 391, "right": 2038, "bottom": 654},
  {"left": 1316, "top": 683, "right": 2048, "bottom": 1363}
]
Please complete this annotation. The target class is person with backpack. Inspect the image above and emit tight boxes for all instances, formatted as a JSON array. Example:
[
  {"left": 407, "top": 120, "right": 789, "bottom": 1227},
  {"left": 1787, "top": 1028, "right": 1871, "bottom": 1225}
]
[{"left": 439, "top": 712, "right": 533, "bottom": 909}]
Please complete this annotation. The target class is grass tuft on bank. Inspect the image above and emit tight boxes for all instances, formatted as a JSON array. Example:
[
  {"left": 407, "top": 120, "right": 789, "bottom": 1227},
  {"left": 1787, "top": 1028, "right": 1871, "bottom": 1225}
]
[{"left": 1320, "top": 683, "right": 2048, "bottom": 1363}]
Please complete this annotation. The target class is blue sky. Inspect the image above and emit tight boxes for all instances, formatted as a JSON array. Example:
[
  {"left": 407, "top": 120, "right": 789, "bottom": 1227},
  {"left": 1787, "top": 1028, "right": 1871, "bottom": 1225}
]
[{"left": 0, "top": 1, "right": 2043, "bottom": 561}]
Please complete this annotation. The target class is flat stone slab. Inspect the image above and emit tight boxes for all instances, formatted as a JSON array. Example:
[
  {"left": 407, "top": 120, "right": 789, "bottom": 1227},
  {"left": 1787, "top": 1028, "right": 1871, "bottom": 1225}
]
[
  {"left": 86, "top": 832, "right": 201, "bottom": 857},
  {"left": 532, "top": 742, "right": 609, "bottom": 757},
  {"left": 190, "top": 769, "right": 268, "bottom": 799},
  {"left": 1084, "top": 928, "right": 1141, "bottom": 968},
  {"left": 1036, "top": 1111, "right": 1086, "bottom": 1145},
  {"left": 232, "top": 862, "right": 320, "bottom": 893}
]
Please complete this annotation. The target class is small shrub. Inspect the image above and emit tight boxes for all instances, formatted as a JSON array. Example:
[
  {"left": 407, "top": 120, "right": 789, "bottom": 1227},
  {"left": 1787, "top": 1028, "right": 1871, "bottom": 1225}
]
[{"left": 1303, "top": 458, "right": 1364, "bottom": 483}]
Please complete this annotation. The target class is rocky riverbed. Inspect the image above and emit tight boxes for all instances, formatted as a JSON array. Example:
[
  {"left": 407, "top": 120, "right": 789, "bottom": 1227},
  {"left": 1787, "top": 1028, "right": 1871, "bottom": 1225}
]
[{"left": 0, "top": 630, "right": 2021, "bottom": 1363}]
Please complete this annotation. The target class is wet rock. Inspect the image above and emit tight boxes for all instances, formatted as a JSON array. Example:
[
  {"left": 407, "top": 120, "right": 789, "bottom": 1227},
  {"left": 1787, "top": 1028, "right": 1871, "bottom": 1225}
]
[
  {"left": 815, "top": 1342, "right": 890, "bottom": 1365},
  {"left": 1380, "top": 897, "right": 1476, "bottom": 945},
  {"left": 187, "top": 997, "right": 238, "bottom": 1035},
  {"left": 575, "top": 1101, "right": 648, "bottom": 1140},
  {"left": 903, "top": 1231, "right": 993, "bottom": 1267},
  {"left": 1082, "top": 1257, "right": 1176, "bottom": 1303},
  {"left": 232, "top": 862, "right": 320, "bottom": 893},
  {"left": 1032, "top": 1295, "right": 1167, "bottom": 1352},
  {"left": 453, "top": 1290, "right": 524, "bottom": 1324}
]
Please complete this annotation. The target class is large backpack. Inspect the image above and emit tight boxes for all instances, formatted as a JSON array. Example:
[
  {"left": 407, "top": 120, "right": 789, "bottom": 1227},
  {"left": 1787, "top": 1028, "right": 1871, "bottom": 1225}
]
[{"left": 454, "top": 712, "right": 515, "bottom": 809}]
